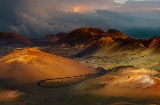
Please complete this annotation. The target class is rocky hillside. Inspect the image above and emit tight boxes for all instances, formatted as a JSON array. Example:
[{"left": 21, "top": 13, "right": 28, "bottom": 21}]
[{"left": 54, "top": 27, "right": 105, "bottom": 47}]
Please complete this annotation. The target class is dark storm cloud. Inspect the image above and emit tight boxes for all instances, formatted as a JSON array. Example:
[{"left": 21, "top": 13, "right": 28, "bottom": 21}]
[
  {"left": 0, "top": 0, "right": 117, "bottom": 38},
  {"left": 0, "top": 0, "right": 160, "bottom": 38},
  {"left": 96, "top": 9, "right": 160, "bottom": 38},
  {"left": 0, "top": 0, "right": 18, "bottom": 30}
]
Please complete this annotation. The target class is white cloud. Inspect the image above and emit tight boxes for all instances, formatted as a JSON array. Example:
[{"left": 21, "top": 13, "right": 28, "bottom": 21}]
[{"left": 114, "top": 0, "right": 128, "bottom": 4}]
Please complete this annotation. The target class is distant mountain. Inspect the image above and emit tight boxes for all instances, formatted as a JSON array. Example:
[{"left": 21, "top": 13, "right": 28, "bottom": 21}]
[
  {"left": 43, "top": 34, "right": 60, "bottom": 42},
  {"left": 0, "top": 32, "right": 32, "bottom": 45},
  {"left": 105, "top": 29, "right": 128, "bottom": 39},
  {"left": 54, "top": 27, "right": 105, "bottom": 47}
]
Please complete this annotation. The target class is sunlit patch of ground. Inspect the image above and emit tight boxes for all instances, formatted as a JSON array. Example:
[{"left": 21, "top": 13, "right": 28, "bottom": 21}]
[
  {"left": 91, "top": 67, "right": 160, "bottom": 99},
  {"left": 0, "top": 89, "right": 20, "bottom": 101}
]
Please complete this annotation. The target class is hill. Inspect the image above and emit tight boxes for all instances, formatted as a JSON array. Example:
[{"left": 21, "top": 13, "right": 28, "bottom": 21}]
[
  {"left": 0, "top": 48, "right": 96, "bottom": 84},
  {"left": 0, "top": 32, "right": 32, "bottom": 45},
  {"left": 54, "top": 27, "right": 105, "bottom": 47}
]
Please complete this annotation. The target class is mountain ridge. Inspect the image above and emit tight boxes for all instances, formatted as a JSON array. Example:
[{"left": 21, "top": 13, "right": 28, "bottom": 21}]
[{"left": 0, "top": 32, "right": 32, "bottom": 45}]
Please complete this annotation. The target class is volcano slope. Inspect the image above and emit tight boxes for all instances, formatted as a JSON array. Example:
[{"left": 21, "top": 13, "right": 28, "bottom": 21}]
[{"left": 0, "top": 48, "right": 96, "bottom": 84}]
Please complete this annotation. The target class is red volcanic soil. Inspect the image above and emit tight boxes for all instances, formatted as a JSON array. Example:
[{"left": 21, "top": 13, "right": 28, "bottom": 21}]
[{"left": 0, "top": 32, "right": 32, "bottom": 44}]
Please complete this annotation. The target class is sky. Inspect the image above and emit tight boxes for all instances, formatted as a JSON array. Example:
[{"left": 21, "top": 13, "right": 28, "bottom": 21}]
[{"left": 0, "top": 0, "right": 160, "bottom": 38}]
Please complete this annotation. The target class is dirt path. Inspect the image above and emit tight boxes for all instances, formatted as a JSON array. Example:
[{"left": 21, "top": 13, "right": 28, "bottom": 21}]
[{"left": 37, "top": 68, "right": 106, "bottom": 88}]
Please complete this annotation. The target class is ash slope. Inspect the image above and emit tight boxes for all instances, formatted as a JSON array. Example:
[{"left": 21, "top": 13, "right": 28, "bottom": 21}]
[{"left": 0, "top": 48, "right": 96, "bottom": 84}]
